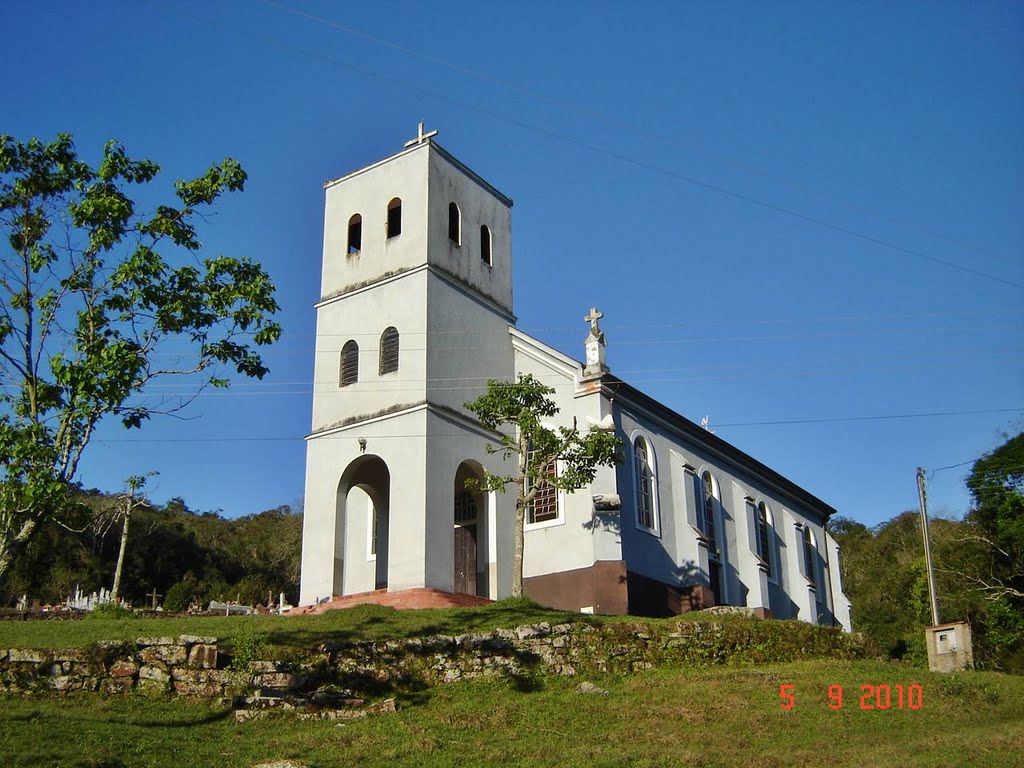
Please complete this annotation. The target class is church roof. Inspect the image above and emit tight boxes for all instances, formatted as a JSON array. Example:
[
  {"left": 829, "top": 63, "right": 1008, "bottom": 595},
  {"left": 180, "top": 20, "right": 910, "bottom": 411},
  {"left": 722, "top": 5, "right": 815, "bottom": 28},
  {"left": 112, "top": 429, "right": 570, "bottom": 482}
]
[{"left": 510, "top": 324, "right": 836, "bottom": 518}]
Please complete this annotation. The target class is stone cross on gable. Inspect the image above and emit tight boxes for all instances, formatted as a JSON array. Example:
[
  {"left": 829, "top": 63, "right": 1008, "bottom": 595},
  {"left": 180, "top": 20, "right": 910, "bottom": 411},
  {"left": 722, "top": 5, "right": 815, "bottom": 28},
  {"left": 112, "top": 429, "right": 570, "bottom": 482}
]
[
  {"left": 404, "top": 121, "right": 439, "bottom": 148},
  {"left": 585, "top": 306, "right": 604, "bottom": 336}
]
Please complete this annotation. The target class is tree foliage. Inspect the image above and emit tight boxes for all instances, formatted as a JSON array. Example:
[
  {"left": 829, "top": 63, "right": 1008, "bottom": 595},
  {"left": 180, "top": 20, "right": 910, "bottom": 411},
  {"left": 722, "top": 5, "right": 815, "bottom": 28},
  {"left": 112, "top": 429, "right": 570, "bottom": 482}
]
[
  {"left": 0, "top": 134, "right": 281, "bottom": 587},
  {"left": 0, "top": 491, "right": 303, "bottom": 609},
  {"left": 966, "top": 432, "right": 1024, "bottom": 597},
  {"left": 465, "top": 374, "right": 621, "bottom": 597},
  {"left": 830, "top": 431, "right": 1024, "bottom": 672}
]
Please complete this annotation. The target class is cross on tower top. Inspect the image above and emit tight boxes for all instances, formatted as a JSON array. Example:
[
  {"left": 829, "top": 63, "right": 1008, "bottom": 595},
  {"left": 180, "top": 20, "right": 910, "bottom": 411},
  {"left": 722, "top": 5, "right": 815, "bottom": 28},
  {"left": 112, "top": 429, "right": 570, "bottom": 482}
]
[
  {"left": 584, "top": 307, "right": 604, "bottom": 335},
  {"left": 404, "top": 121, "right": 439, "bottom": 148}
]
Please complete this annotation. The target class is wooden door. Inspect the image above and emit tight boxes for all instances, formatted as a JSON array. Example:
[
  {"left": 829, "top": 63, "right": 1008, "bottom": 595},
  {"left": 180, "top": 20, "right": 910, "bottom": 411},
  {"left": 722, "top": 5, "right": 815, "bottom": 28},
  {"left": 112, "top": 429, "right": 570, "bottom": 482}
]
[
  {"left": 454, "top": 524, "right": 478, "bottom": 595},
  {"left": 708, "top": 560, "right": 723, "bottom": 606}
]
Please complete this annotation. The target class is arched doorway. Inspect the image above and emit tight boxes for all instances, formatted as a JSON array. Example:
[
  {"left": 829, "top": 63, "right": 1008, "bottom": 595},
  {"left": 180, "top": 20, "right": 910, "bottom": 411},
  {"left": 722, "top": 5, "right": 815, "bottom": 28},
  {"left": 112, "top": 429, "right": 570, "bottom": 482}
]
[
  {"left": 453, "top": 461, "right": 488, "bottom": 598},
  {"left": 335, "top": 455, "right": 390, "bottom": 596}
]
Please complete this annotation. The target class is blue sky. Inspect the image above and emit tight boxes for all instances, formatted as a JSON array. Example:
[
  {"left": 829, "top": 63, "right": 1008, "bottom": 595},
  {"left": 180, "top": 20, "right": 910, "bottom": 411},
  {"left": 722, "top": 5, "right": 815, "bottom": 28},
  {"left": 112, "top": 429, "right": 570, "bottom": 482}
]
[{"left": 3, "top": 1, "right": 1022, "bottom": 527}]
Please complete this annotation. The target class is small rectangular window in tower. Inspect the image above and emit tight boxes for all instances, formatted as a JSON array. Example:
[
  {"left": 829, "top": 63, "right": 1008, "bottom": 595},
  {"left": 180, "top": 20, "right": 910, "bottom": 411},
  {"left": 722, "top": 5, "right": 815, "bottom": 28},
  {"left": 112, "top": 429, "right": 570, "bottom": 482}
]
[
  {"left": 387, "top": 198, "right": 402, "bottom": 238},
  {"left": 448, "top": 202, "right": 461, "bottom": 244},
  {"left": 480, "top": 225, "right": 492, "bottom": 265},
  {"left": 347, "top": 214, "right": 362, "bottom": 254}
]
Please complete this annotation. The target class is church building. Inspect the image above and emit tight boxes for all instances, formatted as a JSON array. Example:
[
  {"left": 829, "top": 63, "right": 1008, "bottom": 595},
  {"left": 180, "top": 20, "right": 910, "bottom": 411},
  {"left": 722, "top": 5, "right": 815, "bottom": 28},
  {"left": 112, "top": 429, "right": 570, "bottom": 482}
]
[{"left": 299, "top": 126, "right": 853, "bottom": 630}]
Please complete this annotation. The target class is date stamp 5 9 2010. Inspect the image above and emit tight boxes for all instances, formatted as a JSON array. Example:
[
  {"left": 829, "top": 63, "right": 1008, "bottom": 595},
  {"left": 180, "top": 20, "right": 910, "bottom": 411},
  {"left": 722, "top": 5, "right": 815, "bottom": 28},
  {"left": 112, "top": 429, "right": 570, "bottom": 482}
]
[{"left": 779, "top": 683, "right": 924, "bottom": 711}]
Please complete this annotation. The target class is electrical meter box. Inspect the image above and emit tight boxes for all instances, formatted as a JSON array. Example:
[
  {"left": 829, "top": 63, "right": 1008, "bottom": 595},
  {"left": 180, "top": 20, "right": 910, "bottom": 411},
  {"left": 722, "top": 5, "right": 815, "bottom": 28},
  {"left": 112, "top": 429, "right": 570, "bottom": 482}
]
[{"left": 925, "top": 621, "right": 973, "bottom": 672}]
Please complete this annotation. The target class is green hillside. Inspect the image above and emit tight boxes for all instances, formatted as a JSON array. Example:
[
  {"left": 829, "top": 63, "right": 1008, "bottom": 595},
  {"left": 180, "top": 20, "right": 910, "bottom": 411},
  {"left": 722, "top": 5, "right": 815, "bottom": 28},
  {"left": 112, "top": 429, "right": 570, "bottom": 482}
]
[{"left": 1, "top": 658, "right": 1020, "bottom": 767}]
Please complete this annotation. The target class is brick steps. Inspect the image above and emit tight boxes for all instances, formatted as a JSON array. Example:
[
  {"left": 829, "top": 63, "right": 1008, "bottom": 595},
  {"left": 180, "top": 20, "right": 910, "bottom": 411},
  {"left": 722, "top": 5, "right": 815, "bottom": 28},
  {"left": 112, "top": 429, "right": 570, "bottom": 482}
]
[{"left": 286, "top": 588, "right": 493, "bottom": 616}]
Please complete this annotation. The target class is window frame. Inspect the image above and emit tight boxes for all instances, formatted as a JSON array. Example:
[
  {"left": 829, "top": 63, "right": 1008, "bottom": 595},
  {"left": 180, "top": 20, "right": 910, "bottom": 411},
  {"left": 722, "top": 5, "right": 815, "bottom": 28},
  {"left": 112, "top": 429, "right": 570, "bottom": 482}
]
[
  {"left": 386, "top": 197, "right": 402, "bottom": 239},
  {"left": 448, "top": 202, "right": 461, "bottom": 245},
  {"left": 347, "top": 213, "right": 362, "bottom": 255},
  {"left": 802, "top": 524, "right": 818, "bottom": 588},
  {"left": 378, "top": 326, "right": 399, "bottom": 376},
  {"left": 480, "top": 224, "right": 492, "bottom": 266},
  {"left": 524, "top": 439, "right": 564, "bottom": 530},
  {"left": 340, "top": 340, "right": 359, "bottom": 387},
  {"left": 454, "top": 488, "right": 478, "bottom": 525},
  {"left": 632, "top": 434, "right": 660, "bottom": 536},
  {"left": 699, "top": 470, "right": 721, "bottom": 558},
  {"left": 755, "top": 500, "right": 775, "bottom": 580}
]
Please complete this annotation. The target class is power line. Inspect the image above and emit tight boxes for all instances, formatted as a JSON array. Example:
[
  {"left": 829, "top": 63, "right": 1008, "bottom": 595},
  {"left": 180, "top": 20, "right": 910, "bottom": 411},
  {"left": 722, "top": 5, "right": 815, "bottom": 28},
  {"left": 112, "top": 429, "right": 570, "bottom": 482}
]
[
  {"left": 713, "top": 407, "right": 1023, "bottom": 428},
  {"left": 163, "top": 1, "right": 1024, "bottom": 291},
  {"left": 259, "top": 0, "right": 1020, "bottom": 273},
  {"left": 929, "top": 459, "right": 978, "bottom": 475},
  {"left": 305, "top": 321, "right": 1024, "bottom": 344},
  {"left": 110, "top": 352, "right": 1020, "bottom": 396},
  {"left": 91, "top": 406, "right": 1024, "bottom": 443}
]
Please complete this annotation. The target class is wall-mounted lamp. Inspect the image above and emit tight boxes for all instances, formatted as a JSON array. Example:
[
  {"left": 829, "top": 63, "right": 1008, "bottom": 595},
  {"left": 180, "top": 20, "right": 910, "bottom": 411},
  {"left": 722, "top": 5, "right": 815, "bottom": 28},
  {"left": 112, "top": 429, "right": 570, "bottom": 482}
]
[{"left": 358, "top": 437, "right": 367, "bottom": 453}]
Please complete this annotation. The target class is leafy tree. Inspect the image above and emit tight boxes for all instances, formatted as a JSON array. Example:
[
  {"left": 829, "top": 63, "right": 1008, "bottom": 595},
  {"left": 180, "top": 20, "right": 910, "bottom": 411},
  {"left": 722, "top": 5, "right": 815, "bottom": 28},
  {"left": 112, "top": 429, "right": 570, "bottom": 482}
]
[
  {"left": 965, "top": 432, "right": 1024, "bottom": 602},
  {"left": 0, "top": 488, "right": 303, "bottom": 609},
  {"left": 0, "top": 134, "right": 281, "bottom": 588},
  {"left": 963, "top": 431, "right": 1024, "bottom": 668},
  {"left": 464, "top": 373, "right": 621, "bottom": 597},
  {"left": 830, "top": 435, "right": 1024, "bottom": 672},
  {"left": 163, "top": 575, "right": 199, "bottom": 613}
]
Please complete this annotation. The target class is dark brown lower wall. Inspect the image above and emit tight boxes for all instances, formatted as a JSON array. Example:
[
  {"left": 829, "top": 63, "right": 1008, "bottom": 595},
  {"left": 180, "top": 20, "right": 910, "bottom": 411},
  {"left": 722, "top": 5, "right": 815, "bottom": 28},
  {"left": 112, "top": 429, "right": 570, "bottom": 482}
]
[
  {"left": 626, "top": 570, "right": 707, "bottom": 618},
  {"left": 524, "top": 560, "right": 628, "bottom": 615},
  {"left": 624, "top": 572, "right": 773, "bottom": 619}
]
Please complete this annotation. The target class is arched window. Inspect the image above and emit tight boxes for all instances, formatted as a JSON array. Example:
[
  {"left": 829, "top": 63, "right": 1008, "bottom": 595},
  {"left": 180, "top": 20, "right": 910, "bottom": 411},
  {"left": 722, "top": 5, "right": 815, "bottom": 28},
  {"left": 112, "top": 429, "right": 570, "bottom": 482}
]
[
  {"left": 633, "top": 437, "right": 656, "bottom": 531},
  {"left": 701, "top": 470, "right": 724, "bottom": 605},
  {"left": 347, "top": 214, "right": 362, "bottom": 254},
  {"left": 802, "top": 525, "right": 817, "bottom": 587},
  {"left": 340, "top": 340, "right": 359, "bottom": 386},
  {"left": 756, "top": 502, "right": 772, "bottom": 577},
  {"left": 700, "top": 471, "right": 718, "bottom": 552},
  {"left": 386, "top": 198, "right": 402, "bottom": 238},
  {"left": 448, "top": 202, "right": 461, "bottom": 244},
  {"left": 379, "top": 327, "right": 399, "bottom": 375},
  {"left": 480, "top": 225, "right": 491, "bottom": 265}
]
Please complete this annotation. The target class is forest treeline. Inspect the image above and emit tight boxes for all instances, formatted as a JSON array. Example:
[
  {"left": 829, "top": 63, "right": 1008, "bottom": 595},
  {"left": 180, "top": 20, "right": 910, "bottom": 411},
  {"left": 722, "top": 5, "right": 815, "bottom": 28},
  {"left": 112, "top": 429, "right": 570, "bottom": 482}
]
[
  {"left": 2, "top": 433, "right": 1020, "bottom": 673},
  {"left": 0, "top": 492, "right": 302, "bottom": 611}
]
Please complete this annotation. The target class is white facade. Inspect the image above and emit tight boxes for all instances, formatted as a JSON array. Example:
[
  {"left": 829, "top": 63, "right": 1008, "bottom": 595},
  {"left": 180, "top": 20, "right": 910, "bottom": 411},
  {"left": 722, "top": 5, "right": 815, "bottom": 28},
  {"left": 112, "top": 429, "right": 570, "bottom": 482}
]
[{"left": 300, "top": 134, "right": 852, "bottom": 630}]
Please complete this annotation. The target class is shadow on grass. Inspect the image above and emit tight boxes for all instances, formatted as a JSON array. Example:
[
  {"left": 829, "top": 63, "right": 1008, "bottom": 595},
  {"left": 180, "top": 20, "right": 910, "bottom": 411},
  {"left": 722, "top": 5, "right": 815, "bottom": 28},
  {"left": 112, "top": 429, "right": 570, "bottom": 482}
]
[
  {"left": 506, "top": 672, "right": 545, "bottom": 693},
  {"left": 257, "top": 600, "right": 590, "bottom": 652},
  {"left": 105, "top": 708, "right": 235, "bottom": 729},
  {"left": 27, "top": 706, "right": 236, "bottom": 730},
  {"left": 3, "top": 711, "right": 44, "bottom": 722}
]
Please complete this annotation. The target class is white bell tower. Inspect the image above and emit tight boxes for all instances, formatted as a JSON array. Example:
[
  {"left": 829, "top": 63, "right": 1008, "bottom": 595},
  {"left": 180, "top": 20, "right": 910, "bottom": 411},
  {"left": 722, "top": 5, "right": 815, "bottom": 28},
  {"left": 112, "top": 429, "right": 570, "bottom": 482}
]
[{"left": 299, "top": 126, "right": 517, "bottom": 606}]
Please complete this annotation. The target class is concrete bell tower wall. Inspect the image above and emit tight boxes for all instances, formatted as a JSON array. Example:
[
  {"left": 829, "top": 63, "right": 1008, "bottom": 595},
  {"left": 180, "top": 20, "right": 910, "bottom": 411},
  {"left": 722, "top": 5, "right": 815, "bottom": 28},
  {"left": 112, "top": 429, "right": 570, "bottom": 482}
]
[{"left": 300, "top": 138, "right": 518, "bottom": 606}]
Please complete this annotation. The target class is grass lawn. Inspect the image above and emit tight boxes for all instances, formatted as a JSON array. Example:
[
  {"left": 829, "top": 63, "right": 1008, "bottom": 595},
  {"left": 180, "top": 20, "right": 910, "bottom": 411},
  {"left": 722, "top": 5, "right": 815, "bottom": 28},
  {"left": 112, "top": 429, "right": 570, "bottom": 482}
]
[
  {"left": 1, "top": 659, "right": 1020, "bottom": 767},
  {"left": 0, "top": 600, "right": 589, "bottom": 652}
]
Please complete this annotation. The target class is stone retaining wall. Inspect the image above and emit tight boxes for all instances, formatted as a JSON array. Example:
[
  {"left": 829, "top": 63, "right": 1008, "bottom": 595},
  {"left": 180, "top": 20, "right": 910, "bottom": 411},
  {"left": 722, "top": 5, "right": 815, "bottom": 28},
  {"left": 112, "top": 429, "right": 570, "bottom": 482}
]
[{"left": 0, "top": 619, "right": 863, "bottom": 702}]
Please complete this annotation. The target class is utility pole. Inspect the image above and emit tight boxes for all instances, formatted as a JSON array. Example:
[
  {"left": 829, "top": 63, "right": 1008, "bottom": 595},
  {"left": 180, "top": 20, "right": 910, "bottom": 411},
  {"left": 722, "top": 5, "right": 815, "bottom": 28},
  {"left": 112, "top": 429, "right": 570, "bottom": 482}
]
[{"left": 916, "top": 467, "right": 941, "bottom": 626}]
